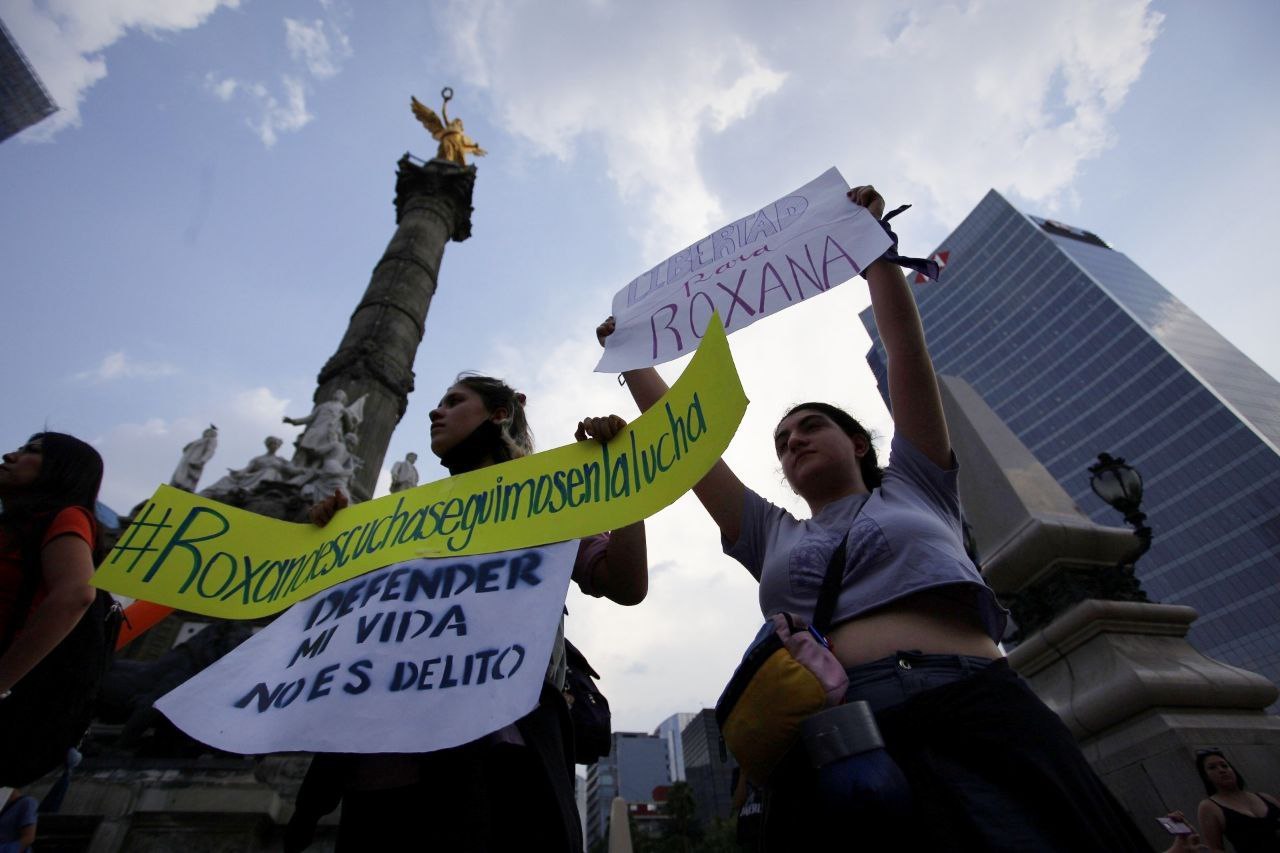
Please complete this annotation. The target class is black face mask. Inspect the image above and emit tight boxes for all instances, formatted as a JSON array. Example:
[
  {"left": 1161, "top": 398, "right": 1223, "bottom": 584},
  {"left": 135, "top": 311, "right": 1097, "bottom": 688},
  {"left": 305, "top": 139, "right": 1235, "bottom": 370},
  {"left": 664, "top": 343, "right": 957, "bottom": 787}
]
[{"left": 438, "top": 419, "right": 511, "bottom": 476}]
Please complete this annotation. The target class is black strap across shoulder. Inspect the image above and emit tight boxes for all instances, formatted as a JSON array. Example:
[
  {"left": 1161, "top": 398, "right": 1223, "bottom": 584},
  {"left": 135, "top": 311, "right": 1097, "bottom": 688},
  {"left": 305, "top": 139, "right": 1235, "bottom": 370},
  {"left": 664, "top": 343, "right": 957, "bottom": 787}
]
[{"left": 811, "top": 495, "right": 868, "bottom": 633}]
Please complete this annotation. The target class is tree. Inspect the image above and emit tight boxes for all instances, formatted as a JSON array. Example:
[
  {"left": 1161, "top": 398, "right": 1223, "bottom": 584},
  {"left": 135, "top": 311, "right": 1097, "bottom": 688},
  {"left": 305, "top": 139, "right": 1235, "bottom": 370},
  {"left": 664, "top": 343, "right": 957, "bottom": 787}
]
[{"left": 643, "top": 782, "right": 702, "bottom": 853}]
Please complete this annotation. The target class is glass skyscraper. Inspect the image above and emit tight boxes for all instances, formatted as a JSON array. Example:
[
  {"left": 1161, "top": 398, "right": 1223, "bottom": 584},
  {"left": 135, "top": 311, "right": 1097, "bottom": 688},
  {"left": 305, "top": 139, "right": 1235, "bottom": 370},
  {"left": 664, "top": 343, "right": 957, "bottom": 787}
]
[
  {"left": 861, "top": 190, "right": 1280, "bottom": 694},
  {"left": 0, "top": 17, "right": 57, "bottom": 142}
]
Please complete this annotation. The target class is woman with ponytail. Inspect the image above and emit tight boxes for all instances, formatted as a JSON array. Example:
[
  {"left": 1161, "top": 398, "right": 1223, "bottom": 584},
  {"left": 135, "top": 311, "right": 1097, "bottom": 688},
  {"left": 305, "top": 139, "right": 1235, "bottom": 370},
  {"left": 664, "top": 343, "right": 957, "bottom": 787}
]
[{"left": 286, "top": 376, "right": 647, "bottom": 853}]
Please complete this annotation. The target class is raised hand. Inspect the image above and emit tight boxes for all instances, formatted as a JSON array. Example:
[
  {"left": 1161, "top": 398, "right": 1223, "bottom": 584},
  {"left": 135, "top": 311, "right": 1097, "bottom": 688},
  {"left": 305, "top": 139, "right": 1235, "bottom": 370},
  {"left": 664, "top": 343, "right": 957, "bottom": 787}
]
[
  {"left": 846, "top": 185, "right": 886, "bottom": 220},
  {"left": 596, "top": 316, "right": 617, "bottom": 348}
]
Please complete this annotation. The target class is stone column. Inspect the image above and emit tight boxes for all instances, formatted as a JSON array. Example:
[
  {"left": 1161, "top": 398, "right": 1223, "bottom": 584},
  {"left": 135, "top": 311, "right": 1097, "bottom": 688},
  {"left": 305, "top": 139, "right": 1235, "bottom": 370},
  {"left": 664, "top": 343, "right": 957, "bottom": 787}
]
[{"left": 308, "top": 154, "right": 475, "bottom": 500}]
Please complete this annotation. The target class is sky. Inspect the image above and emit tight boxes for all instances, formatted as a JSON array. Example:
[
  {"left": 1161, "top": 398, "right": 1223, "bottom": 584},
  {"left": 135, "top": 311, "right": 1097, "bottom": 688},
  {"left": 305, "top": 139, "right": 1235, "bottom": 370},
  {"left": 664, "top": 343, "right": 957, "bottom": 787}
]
[{"left": 2, "top": 0, "right": 1278, "bottom": 736}]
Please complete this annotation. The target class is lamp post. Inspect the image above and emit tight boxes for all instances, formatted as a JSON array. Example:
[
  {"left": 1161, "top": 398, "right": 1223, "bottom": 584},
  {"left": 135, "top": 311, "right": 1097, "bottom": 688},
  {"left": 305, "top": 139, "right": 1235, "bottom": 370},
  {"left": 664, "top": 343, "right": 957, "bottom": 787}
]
[
  {"left": 1001, "top": 451, "right": 1155, "bottom": 643},
  {"left": 1088, "top": 453, "right": 1153, "bottom": 566},
  {"left": 1085, "top": 452, "right": 1152, "bottom": 603}
]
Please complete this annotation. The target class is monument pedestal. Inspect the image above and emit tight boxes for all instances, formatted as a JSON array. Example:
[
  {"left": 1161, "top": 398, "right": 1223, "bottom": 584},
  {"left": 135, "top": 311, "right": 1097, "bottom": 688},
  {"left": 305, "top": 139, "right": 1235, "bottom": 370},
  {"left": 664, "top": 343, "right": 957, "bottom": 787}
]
[
  {"left": 1010, "top": 599, "right": 1280, "bottom": 850},
  {"left": 937, "top": 375, "right": 1280, "bottom": 850}
]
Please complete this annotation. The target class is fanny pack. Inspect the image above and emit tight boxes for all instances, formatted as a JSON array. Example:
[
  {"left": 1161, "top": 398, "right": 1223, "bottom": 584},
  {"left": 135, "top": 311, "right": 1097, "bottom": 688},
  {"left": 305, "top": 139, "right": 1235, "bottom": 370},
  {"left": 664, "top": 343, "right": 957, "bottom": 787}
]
[{"left": 715, "top": 501, "right": 864, "bottom": 785}]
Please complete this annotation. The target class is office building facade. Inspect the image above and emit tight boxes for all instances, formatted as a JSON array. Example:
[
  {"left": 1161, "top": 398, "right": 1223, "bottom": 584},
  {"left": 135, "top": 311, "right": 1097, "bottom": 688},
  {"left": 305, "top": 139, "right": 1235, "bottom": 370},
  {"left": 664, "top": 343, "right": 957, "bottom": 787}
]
[
  {"left": 654, "top": 711, "right": 696, "bottom": 782},
  {"left": 861, "top": 190, "right": 1280, "bottom": 692},
  {"left": 681, "top": 709, "right": 737, "bottom": 827},
  {"left": 584, "top": 731, "right": 669, "bottom": 848}
]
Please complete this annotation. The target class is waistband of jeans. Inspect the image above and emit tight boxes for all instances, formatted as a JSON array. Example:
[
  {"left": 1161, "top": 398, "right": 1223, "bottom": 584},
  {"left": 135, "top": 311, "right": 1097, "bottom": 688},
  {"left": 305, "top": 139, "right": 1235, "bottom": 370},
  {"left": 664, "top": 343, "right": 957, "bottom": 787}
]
[{"left": 845, "top": 649, "right": 1000, "bottom": 678}]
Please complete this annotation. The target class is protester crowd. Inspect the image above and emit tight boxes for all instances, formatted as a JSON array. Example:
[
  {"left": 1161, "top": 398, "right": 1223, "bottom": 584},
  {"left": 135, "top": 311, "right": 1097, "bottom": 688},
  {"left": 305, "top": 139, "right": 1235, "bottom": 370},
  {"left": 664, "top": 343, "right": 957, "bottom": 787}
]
[{"left": 3, "top": 184, "right": 1277, "bottom": 852}]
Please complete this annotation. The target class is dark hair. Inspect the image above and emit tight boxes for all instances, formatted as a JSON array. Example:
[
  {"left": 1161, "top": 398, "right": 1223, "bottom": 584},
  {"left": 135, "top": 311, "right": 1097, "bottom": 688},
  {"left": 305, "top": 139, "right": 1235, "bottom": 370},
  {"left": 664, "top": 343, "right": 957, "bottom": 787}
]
[
  {"left": 779, "top": 402, "right": 883, "bottom": 489},
  {"left": 1196, "top": 749, "right": 1246, "bottom": 795},
  {"left": 0, "top": 431, "right": 104, "bottom": 561},
  {"left": 453, "top": 374, "right": 534, "bottom": 458}
]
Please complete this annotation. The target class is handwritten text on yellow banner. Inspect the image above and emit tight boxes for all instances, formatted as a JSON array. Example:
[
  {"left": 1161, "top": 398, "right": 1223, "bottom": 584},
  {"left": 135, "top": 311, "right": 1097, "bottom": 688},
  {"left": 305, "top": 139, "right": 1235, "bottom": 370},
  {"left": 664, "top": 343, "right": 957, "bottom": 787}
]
[{"left": 93, "top": 315, "right": 747, "bottom": 619}]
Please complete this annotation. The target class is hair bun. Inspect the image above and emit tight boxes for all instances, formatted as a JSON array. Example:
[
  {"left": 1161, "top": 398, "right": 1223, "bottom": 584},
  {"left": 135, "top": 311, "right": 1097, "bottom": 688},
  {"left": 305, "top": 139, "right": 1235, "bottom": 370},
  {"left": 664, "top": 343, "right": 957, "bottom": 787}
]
[{"left": 515, "top": 392, "right": 527, "bottom": 405}]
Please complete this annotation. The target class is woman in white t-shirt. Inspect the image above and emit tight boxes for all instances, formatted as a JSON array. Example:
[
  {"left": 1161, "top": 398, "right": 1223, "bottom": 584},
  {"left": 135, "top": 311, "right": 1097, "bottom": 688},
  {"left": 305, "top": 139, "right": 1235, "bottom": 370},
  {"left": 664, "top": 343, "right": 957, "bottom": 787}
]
[{"left": 601, "top": 184, "right": 1149, "bottom": 850}]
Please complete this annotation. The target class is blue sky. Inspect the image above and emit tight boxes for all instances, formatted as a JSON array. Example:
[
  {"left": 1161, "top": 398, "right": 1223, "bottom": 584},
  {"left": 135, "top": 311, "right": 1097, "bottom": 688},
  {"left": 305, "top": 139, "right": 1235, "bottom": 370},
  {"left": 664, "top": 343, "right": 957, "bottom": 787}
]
[{"left": 3, "top": 0, "right": 1278, "bottom": 733}]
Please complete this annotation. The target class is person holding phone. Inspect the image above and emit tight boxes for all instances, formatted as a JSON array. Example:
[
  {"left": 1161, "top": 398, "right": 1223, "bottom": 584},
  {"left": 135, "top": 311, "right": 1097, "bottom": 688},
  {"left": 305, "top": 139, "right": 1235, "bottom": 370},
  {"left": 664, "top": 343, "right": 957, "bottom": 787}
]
[
  {"left": 1158, "top": 811, "right": 1209, "bottom": 852},
  {"left": 1195, "top": 749, "right": 1280, "bottom": 853}
]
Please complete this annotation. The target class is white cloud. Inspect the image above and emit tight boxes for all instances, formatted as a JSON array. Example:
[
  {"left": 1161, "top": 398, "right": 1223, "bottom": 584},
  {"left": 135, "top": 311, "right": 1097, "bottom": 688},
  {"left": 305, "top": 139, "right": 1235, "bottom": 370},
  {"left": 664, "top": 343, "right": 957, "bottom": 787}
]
[
  {"left": 244, "top": 75, "right": 313, "bottom": 148},
  {"left": 229, "top": 386, "right": 292, "bottom": 423},
  {"left": 875, "top": 1, "right": 1164, "bottom": 224},
  {"left": 75, "top": 351, "right": 178, "bottom": 382},
  {"left": 205, "top": 6, "right": 352, "bottom": 147},
  {"left": 436, "top": 0, "right": 1161, "bottom": 248},
  {"left": 203, "top": 72, "right": 314, "bottom": 147},
  {"left": 93, "top": 385, "right": 299, "bottom": 512},
  {"left": 436, "top": 0, "right": 786, "bottom": 258},
  {"left": 1, "top": 0, "right": 240, "bottom": 140},
  {"left": 285, "top": 16, "right": 351, "bottom": 80},
  {"left": 205, "top": 73, "right": 237, "bottom": 101}
]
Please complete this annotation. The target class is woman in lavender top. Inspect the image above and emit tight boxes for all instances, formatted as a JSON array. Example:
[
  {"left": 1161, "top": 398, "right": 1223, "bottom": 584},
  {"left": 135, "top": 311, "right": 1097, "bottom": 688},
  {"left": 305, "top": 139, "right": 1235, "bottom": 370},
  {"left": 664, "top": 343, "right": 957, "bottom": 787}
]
[{"left": 601, "top": 184, "right": 1149, "bottom": 849}]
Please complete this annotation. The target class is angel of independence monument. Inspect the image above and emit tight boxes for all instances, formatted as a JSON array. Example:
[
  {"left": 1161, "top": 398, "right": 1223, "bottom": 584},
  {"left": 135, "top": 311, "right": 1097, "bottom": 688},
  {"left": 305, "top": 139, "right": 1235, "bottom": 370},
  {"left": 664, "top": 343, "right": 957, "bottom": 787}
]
[
  {"left": 301, "top": 89, "right": 482, "bottom": 503},
  {"left": 34, "top": 91, "right": 484, "bottom": 852}
]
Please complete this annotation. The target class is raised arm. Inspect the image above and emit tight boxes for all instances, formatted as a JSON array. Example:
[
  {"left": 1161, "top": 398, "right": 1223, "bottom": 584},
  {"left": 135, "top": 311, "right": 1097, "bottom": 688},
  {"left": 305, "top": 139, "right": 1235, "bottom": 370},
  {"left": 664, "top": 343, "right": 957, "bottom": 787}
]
[
  {"left": 1196, "top": 799, "right": 1226, "bottom": 853},
  {"left": 853, "top": 186, "right": 952, "bottom": 469},
  {"left": 573, "top": 415, "right": 647, "bottom": 605},
  {"left": 596, "top": 318, "right": 746, "bottom": 544}
]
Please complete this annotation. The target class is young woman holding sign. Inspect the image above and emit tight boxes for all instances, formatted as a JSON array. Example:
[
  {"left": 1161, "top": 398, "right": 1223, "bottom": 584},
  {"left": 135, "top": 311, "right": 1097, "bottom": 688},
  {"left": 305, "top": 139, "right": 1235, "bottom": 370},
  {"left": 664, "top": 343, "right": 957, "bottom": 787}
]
[
  {"left": 287, "top": 374, "right": 646, "bottom": 853},
  {"left": 600, "top": 185, "right": 1148, "bottom": 849}
]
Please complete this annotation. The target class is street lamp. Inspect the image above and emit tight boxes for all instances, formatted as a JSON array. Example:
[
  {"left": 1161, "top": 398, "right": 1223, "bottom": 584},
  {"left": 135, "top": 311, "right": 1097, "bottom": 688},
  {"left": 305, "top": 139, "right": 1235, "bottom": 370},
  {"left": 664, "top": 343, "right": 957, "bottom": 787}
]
[
  {"left": 1088, "top": 453, "right": 1153, "bottom": 564},
  {"left": 1003, "top": 452, "right": 1156, "bottom": 643}
]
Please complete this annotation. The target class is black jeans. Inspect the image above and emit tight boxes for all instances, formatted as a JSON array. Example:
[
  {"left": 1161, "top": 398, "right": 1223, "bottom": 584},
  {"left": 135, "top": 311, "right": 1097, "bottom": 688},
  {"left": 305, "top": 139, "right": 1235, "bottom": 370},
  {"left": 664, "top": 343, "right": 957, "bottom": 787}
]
[{"left": 757, "top": 655, "right": 1150, "bottom": 852}]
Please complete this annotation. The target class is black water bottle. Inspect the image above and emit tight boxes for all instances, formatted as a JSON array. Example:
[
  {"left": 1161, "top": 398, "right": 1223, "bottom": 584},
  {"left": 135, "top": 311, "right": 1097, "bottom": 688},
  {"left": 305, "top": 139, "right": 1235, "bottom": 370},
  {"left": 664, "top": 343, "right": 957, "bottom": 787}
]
[{"left": 801, "top": 700, "right": 912, "bottom": 823}]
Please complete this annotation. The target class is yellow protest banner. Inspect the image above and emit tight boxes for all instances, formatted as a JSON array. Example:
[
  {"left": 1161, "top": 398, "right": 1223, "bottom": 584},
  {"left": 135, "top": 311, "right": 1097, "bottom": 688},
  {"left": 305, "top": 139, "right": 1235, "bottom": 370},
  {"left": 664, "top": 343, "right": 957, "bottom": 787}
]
[{"left": 94, "top": 314, "right": 747, "bottom": 619}]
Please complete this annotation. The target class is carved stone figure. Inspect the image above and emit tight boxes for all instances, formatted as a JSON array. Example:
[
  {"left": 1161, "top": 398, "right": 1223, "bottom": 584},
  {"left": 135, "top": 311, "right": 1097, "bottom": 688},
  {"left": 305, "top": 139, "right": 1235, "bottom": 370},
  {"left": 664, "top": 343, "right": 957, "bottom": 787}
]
[
  {"left": 283, "top": 390, "right": 365, "bottom": 468},
  {"left": 298, "top": 432, "right": 363, "bottom": 504},
  {"left": 200, "top": 436, "right": 304, "bottom": 500},
  {"left": 411, "top": 88, "right": 487, "bottom": 166},
  {"left": 390, "top": 452, "right": 420, "bottom": 493},
  {"left": 170, "top": 425, "right": 218, "bottom": 492}
]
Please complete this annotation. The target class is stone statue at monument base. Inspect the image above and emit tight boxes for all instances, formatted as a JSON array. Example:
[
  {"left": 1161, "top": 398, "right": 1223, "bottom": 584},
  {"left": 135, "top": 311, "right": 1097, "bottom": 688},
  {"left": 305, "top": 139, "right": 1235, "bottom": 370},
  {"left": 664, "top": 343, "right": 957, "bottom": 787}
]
[
  {"left": 390, "top": 452, "right": 419, "bottom": 493},
  {"left": 283, "top": 389, "right": 365, "bottom": 469},
  {"left": 297, "top": 431, "right": 363, "bottom": 504},
  {"left": 169, "top": 425, "right": 218, "bottom": 492},
  {"left": 200, "top": 436, "right": 304, "bottom": 501}
]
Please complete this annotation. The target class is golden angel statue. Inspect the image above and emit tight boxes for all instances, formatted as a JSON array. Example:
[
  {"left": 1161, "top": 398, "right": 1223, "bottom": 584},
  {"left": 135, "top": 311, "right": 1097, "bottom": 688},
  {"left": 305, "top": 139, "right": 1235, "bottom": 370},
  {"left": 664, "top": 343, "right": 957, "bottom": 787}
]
[{"left": 411, "top": 87, "right": 487, "bottom": 166}]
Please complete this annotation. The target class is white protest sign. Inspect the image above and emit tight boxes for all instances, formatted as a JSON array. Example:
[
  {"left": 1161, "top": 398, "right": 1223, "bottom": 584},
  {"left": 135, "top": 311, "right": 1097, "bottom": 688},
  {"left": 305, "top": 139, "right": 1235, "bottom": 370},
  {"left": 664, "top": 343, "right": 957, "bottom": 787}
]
[
  {"left": 155, "top": 541, "right": 579, "bottom": 754},
  {"left": 595, "top": 168, "right": 892, "bottom": 373}
]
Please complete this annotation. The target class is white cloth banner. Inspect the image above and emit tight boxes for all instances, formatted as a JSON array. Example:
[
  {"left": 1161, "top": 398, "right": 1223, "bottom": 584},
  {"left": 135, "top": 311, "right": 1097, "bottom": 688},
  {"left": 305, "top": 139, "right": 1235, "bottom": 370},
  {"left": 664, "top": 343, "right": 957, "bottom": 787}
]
[
  {"left": 155, "top": 541, "right": 578, "bottom": 754},
  {"left": 595, "top": 167, "right": 892, "bottom": 373}
]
